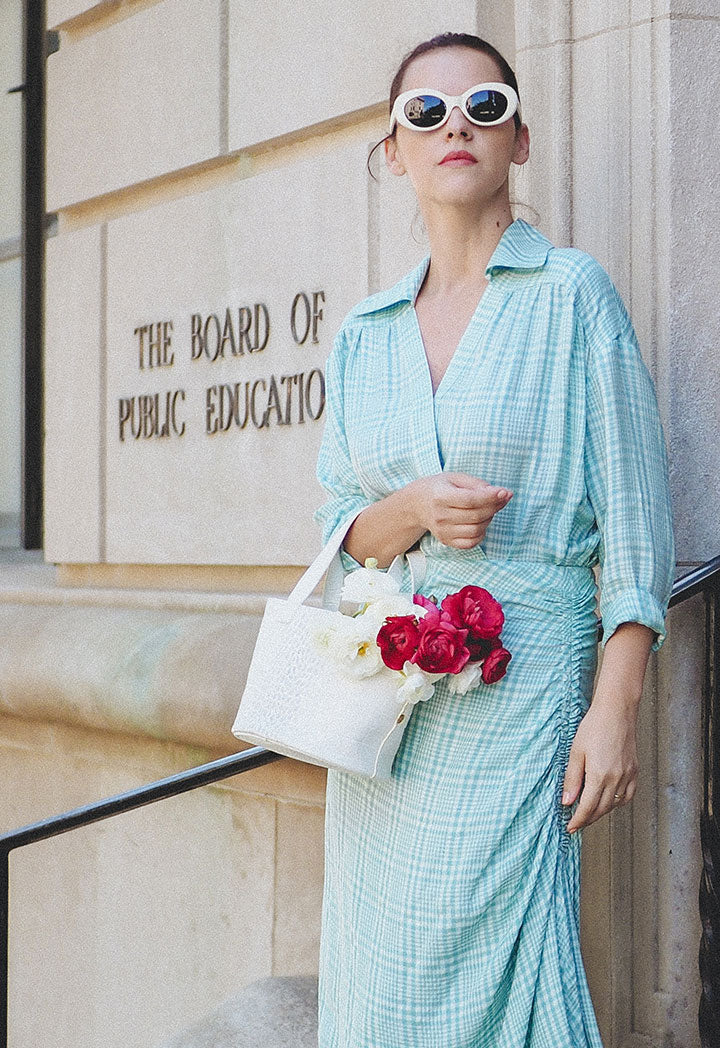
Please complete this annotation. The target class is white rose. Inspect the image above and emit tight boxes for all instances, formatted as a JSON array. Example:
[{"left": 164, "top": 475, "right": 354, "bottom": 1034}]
[
  {"left": 360, "top": 595, "right": 419, "bottom": 630},
  {"left": 325, "top": 616, "right": 385, "bottom": 679},
  {"left": 396, "top": 662, "right": 441, "bottom": 705},
  {"left": 401, "top": 660, "right": 445, "bottom": 684},
  {"left": 341, "top": 562, "right": 401, "bottom": 605},
  {"left": 446, "top": 661, "right": 484, "bottom": 696}
]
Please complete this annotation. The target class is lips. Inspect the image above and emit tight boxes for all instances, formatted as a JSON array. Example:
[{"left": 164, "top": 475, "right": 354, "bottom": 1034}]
[{"left": 439, "top": 150, "right": 477, "bottom": 165}]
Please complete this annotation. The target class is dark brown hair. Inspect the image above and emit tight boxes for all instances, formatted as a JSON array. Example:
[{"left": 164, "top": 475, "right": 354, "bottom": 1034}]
[{"left": 368, "top": 32, "right": 523, "bottom": 178}]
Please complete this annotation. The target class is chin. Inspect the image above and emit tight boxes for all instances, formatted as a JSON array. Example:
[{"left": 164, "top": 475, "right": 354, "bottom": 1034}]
[{"left": 429, "top": 183, "right": 500, "bottom": 209}]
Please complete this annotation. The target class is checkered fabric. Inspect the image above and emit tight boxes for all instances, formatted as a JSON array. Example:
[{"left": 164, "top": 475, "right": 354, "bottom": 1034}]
[{"left": 313, "top": 218, "right": 675, "bottom": 1048}]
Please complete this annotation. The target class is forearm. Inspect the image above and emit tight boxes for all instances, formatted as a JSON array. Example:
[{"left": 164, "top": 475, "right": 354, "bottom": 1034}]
[
  {"left": 343, "top": 481, "right": 427, "bottom": 567},
  {"left": 592, "top": 621, "right": 654, "bottom": 715}
]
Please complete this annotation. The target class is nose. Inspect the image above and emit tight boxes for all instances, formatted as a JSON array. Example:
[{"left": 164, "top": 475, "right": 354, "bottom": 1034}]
[{"left": 444, "top": 103, "right": 473, "bottom": 139}]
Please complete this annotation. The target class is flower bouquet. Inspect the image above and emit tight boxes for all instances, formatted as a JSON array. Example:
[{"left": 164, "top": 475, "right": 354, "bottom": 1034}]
[
  {"left": 315, "top": 558, "right": 511, "bottom": 707},
  {"left": 233, "top": 510, "right": 512, "bottom": 780}
]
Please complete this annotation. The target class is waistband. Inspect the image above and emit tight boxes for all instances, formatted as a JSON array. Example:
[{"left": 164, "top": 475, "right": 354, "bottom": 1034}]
[{"left": 403, "top": 548, "right": 598, "bottom": 616}]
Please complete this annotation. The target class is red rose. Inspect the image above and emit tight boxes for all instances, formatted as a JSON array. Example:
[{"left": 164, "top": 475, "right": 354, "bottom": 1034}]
[
  {"left": 412, "top": 620, "right": 470, "bottom": 675},
  {"left": 481, "top": 646, "right": 512, "bottom": 683},
  {"left": 441, "top": 585, "right": 504, "bottom": 639},
  {"left": 465, "top": 635, "right": 502, "bottom": 664},
  {"left": 377, "top": 615, "right": 421, "bottom": 671}
]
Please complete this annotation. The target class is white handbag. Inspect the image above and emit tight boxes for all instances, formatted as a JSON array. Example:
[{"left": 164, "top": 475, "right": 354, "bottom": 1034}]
[{"left": 231, "top": 512, "right": 426, "bottom": 780}]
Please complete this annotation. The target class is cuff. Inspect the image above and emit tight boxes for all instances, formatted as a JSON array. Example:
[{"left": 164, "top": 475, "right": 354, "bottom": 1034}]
[
  {"left": 313, "top": 496, "right": 372, "bottom": 548},
  {"left": 339, "top": 546, "right": 365, "bottom": 572},
  {"left": 599, "top": 589, "right": 669, "bottom": 654}
]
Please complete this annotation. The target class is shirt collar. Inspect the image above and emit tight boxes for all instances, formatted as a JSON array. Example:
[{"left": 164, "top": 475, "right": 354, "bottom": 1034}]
[{"left": 352, "top": 218, "right": 553, "bottom": 317}]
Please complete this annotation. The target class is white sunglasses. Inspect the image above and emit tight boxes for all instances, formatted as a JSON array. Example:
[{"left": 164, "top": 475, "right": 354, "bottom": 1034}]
[{"left": 389, "top": 82, "right": 519, "bottom": 134}]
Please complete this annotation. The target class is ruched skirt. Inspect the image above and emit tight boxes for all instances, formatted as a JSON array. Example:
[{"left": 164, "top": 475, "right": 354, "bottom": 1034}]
[{"left": 317, "top": 554, "right": 606, "bottom": 1048}]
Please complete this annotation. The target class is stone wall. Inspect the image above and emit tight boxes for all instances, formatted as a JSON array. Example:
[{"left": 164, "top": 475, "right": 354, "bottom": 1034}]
[
  {"left": 1, "top": 709, "right": 325, "bottom": 1048},
  {"left": 514, "top": 3, "right": 717, "bottom": 1046},
  {"left": 1, "top": 0, "right": 713, "bottom": 1045}
]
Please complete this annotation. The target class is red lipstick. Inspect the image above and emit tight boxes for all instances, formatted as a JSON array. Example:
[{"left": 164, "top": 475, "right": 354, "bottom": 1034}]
[{"left": 439, "top": 150, "right": 477, "bottom": 165}]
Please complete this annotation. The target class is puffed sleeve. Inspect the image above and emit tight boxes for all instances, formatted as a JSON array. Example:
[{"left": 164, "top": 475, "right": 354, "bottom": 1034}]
[
  {"left": 582, "top": 271, "right": 675, "bottom": 653},
  {"left": 314, "top": 326, "right": 373, "bottom": 570}
]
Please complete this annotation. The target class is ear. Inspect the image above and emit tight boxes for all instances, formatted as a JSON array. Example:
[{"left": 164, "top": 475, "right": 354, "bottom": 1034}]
[
  {"left": 384, "top": 135, "right": 406, "bottom": 177},
  {"left": 511, "top": 123, "right": 530, "bottom": 167}
]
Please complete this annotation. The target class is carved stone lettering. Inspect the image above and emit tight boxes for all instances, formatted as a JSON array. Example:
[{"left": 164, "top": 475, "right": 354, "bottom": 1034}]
[
  {"left": 135, "top": 320, "right": 174, "bottom": 370},
  {"left": 190, "top": 303, "right": 270, "bottom": 362},
  {"left": 290, "top": 291, "right": 325, "bottom": 345},
  {"left": 119, "top": 389, "right": 186, "bottom": 441},
  {"left": 125, "top": 292, "right": 327, "bottom": 446},
  {"left": 203, "top": 370, "right": 325, "bottom": 436},
  {"left": 290, "top": 292, "right": 311, "bottom": 345},
  {"left": 305, "top": 368, "right": 326, "bottom": 420}
]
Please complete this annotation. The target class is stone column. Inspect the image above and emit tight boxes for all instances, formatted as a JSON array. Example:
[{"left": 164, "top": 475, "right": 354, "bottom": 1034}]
[{"left": 513, "top": 2, "right": 719, "bottom": 1046}]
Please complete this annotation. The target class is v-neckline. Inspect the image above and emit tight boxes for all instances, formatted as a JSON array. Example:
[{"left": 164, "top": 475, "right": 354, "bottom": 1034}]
[
  {"left": 410, "top": 281, "right": 491, "bottom": 402},
  {"left": 405, "top": 280, "right": 495, "bottom": 477}
]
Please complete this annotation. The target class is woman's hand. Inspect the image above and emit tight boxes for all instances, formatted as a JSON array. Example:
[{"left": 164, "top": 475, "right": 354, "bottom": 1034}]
[
  {"left": 562, "top": 621, "right": 654, "bottom": 833},
  {"left": 412, "top": 472, "right": 513, "bottom": 550},
  {"left": 343, "top": 471, "right": 512, "bottom": 567},
  {"left": 562, "top": 696, "right": 639, "bottom": 833}
]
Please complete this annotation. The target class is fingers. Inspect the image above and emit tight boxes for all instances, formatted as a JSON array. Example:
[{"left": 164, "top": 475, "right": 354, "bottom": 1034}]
[
  {"left": 561, "top": 705, "right": 639, "bottom": 834},
  {"left": 561, "top": 750, "right": 584, "bottom": 808},
  {"left": 435, "top": 507, "right": 497, "bottom": 527},
  {"left": 565, "top": 777, "right": 604, "bottom": 834},
  {"left": 423, "top": 474, "right": 514, "bottom": 549},
  {"left": 434, "top": 477, "right": 514, "bottom": 515},
  {"left": 566, "top": 777, "right": 635, "bottom": 833},
  {"left": 441, "top": 472, "right": 486, "bottom": 487},
  {"left": 444, "top": 474, "right": 513, "bottom": 505},
  {"left": 444, "top": 534, "right": 484, "bottom": 550}
]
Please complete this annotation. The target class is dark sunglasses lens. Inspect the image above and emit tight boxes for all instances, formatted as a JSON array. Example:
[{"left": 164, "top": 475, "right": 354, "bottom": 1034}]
[
  {"left": 466, "top": 90, "right": 509, "bottom": 123},
  {"left": 403, "top": 94, "right": 447, "bottom": 128}
]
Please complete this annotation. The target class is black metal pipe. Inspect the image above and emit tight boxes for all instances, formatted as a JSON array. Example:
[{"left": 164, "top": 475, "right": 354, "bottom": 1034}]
[
  {"left": 0, "top": 848, "right": 8, "bottom": 1048},
  {"left": 0, "top": 747, "right": 283, "bottom": 853},
  {"left": 0, "top": 745, "right": 283, "bottom": 1047},
  {"left": 21, "top": 0, "right": 45, "bottom": 549},
  {"left": 670, "top": 557, "right": 720, "bottom": 609},
  {"left": 699, "top": 590, "right": 720, "bottom": 1048}
]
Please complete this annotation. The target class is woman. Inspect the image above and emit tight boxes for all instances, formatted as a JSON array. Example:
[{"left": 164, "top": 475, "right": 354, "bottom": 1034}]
[{"left": 313, "top": 31, "right": 675, "bottom": 1048}]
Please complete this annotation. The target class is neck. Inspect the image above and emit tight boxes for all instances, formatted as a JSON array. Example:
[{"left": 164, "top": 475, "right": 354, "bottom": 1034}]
[{"left": 419, "top": 191, "right": 514, "bottom": 294}]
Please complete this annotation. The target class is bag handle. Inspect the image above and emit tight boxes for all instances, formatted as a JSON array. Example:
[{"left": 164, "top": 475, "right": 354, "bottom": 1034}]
[
  {"left": 322, "top": 544, "right": 426, "bottom": 611},
  {"left": 288, "top": 509, "right": 426, "bottom": 610},
  {"left": 288, "top": 510, "right": 365, "bottom": 608}
]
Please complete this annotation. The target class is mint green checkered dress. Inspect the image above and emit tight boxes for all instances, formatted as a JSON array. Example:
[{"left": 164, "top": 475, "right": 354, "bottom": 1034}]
[{"left": 314, "top": 220, "right": 675, "bottom": 1048}]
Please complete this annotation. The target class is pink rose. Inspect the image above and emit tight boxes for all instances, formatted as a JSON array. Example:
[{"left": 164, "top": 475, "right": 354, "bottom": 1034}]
[
  {"left": 481, "top": 646, "right": 512, "bottom": 683},
  {"left": 412, "top": 620, "right": 470, "bottom": 675},
  {"left": 413, "top": 593, "right": 440, "bottom": 621},
  {"left": 441, "top": 585, "right": 504, "bottom": 639},
  {"left": 377, "top": 615, "right": 421, "bottom": 671}
]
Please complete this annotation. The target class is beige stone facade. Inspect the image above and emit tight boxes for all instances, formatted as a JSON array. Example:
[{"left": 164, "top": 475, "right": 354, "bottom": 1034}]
[{"left": 0, "top": 0, "right": 715, "bottom": 1045}]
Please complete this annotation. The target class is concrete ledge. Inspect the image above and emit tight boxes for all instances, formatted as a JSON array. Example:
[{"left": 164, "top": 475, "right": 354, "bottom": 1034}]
[
  {"left": 0, "top": 559, "right": 269, "bottom": 614},
  {"left": 0, "top": 560, "right": 274, "bottom": 751}
]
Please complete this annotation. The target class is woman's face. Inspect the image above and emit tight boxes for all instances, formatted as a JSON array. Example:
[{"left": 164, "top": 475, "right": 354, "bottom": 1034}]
[{"left": 384, "top": 46, "right": 529, "bottom": 211}]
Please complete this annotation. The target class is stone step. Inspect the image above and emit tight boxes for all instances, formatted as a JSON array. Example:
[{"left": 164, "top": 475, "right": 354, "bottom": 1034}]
[{"left": 157, "top": 975, "right": 318, "bottom": 1048}]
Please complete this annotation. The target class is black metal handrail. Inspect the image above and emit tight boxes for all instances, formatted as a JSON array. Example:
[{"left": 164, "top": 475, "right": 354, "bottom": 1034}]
[
  {"left": 695, "top": 563, "right": 720, "bottom": 1048},
  {"left": 668, "top": 554, "right": 720, "bottom": 608},
  {"left": 0, "top": 746, "right": 284, "bottom": 1048},
  {"left": 0, "top": 557, "right": 717, "bottom": 1048}
]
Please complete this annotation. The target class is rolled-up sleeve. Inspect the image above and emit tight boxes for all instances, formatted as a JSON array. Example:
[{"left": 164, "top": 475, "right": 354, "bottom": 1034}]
[
  {"left": 314, "top": 327, "right": 373, "bottom": 570},
  {"left": 582, "top": 281, "right": 675, "bottom": 653}
]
